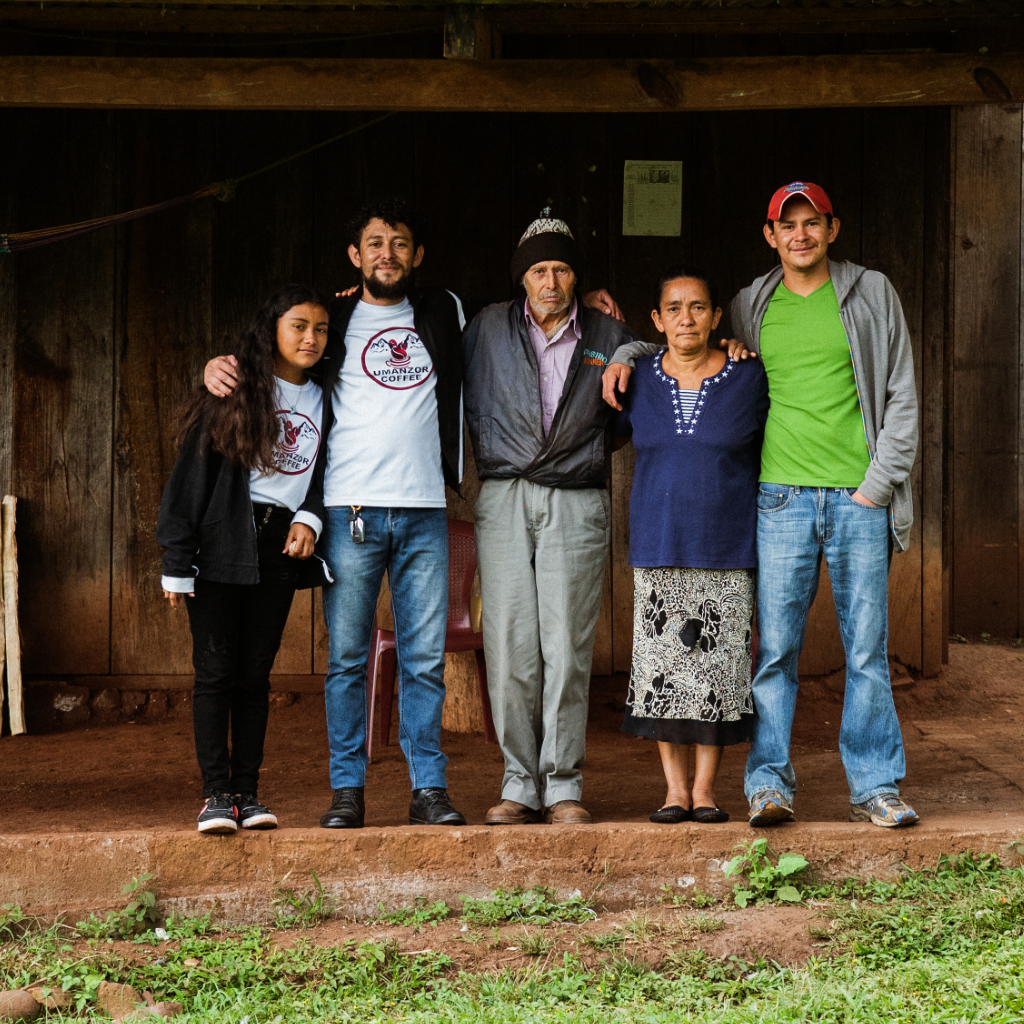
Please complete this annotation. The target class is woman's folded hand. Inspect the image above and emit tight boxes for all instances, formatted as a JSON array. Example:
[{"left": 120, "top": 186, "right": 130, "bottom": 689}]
[{"left": 284, "top": 523, "right": 316, "bottom": 559}]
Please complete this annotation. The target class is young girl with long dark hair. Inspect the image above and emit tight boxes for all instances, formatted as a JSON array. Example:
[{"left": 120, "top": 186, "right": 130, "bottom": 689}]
[{"left": 158, "top": 284, "right": 331, "bottom": 834}]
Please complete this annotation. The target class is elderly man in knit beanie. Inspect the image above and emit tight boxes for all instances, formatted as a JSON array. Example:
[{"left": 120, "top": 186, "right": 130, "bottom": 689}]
[{"left": 463, "top": 210, "right": 642, "bottom": 826}]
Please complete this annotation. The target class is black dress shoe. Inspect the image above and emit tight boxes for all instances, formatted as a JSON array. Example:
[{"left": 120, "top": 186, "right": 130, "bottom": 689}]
[
  {"left": 409, "top": 788, "right": 466, "bottom": 826},
  {"left": 649, "top": 805, "right": 692, "bottom": 824},
  {"left": 320, "top": 787, "right": 365, "bottom": 829}
]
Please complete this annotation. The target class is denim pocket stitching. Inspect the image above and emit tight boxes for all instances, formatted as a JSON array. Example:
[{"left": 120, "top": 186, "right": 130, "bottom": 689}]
[{"left": 756, "top": 486, "right": 792, "bottom": 513}]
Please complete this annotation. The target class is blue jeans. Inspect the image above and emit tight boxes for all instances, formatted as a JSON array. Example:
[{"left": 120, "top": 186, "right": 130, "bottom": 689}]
[
  {"left": 322, "top": 506, "right": 449, "bottom": 790},
  {"left": 744, "top": 485, "right": 906, "bottom": 806}
]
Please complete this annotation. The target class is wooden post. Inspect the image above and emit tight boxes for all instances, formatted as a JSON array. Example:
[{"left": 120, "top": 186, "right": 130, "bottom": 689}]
[
  {"left": 443, "top": 5, "right": 496, "bottom": 60},
  {"left": 2, "top": 496, "right": 25, "bottom": 735}
]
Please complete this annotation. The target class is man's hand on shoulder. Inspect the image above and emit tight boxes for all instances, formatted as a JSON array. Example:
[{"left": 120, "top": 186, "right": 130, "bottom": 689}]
[
  {"left": 335, "top": 286, "right": 359, "bottom": 299},
  {"left": 581, "top": 289, "right": 624, "bottom": 322},
  {"left": 602, "top": 363, "right": 632, "bottom": 411},
  {"left": 718, "top": 337, "right": 756, "bottom": 361},
  {"left": 205, "top": 355, "right": 239, "bottom": 397}
]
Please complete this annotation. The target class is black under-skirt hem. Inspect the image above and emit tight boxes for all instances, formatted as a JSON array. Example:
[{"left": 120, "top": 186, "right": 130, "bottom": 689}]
[{"left": 621, "top": 709, "right": 754, "bottom": 747}]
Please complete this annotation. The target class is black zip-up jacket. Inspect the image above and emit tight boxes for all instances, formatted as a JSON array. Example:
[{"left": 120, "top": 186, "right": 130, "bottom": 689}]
[
  {"left": 298, "top": 287, "right": 466, "bottom": 516},
  {"left": 463, "top": 300, "right": 641, "bottom": 488},
  {"left": 157, "top": 419, "right": 327, "bottom": 586}
]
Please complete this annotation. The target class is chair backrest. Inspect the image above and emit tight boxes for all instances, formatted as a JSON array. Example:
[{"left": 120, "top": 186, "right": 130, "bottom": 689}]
[{"left": 446, "top": 518, "right": 477, "bottom": 639}]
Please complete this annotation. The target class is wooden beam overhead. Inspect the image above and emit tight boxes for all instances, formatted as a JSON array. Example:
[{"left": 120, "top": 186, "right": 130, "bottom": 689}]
[{"left": 0, "top": 53, "right": 1020, "bottom": 111}]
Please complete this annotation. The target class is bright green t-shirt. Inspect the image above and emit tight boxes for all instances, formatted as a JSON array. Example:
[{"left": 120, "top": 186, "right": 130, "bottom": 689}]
[{"left": 758, "top": 279, "right": 870, "bottom": 487}]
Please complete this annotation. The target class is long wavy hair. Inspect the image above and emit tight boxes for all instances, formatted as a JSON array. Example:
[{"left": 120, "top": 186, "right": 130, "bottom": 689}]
[{"left": 177, "top": 283, "right": 328, "bottom": 472}]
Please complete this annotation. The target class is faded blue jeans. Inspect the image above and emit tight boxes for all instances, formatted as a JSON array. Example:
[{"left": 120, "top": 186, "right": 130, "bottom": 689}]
[
  {"left": 744, "top": 485, "right": 906, "bottom": 807},
  {"left": 322, "top": 506, "right": 449, "bottom": 791}
]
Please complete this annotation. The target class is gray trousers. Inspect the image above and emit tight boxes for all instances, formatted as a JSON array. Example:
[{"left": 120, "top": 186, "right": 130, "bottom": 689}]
[{"left": 474, "top": 478, "right": 611, "bottom": 809}]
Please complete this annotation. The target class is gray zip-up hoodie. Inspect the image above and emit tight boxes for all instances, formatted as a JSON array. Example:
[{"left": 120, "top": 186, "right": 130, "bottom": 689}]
[{"left": 610, "top": 260, "right": 918, "bottom": 551}]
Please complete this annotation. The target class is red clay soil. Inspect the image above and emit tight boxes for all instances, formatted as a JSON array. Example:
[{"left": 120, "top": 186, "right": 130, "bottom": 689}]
[{"left": 1, "top": 642, "right": 1023, "bottom": 834}]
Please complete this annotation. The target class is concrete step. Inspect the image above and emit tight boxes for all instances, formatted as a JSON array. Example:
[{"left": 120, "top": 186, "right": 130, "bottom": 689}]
[{"left": 5, "top": 815, "right": 1024, "bottom": 924}]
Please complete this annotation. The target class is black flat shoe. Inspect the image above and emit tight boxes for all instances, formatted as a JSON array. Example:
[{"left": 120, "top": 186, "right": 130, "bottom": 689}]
[
  {"left": 320, "top": 787, "right": 365, "bottom": 829},
  {"left": 649, "top": 805, "right": 692, "bottom": 824},
  {"left": 692, "top": 806, "right": 729, "bottom": 824},
  {"left": 409, "top": 788, "right": 467, "bottom": 826}
]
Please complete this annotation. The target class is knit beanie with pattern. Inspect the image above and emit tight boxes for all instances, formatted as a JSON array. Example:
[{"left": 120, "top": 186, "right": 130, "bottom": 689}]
[{"left": 510, "top": 208, "right": 583, "bottom": 283}]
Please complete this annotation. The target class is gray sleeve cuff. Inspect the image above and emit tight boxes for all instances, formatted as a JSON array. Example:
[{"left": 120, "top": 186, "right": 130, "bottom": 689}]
[
  {"left": 610, "top": 340, "right": 661, "bottom": 367},
  {"left": 291, "top": 510, "right": 323, "bottom": 542},
  {"left": 161, "top": 575, "right": 195, "bottom": 593}
]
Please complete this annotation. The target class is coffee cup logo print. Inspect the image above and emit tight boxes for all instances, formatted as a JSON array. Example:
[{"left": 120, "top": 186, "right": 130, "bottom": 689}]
[
  {"left": 273, "top": 412, "right": 320, "bottom": 475},
  {"left": 362, "top": 328, "right": 434, "bottom": 389}
]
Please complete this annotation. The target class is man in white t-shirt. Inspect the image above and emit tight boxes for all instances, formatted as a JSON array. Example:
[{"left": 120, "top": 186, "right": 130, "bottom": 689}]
[{"left": 205, "top": 199, "right": 623, "bottom": 828}]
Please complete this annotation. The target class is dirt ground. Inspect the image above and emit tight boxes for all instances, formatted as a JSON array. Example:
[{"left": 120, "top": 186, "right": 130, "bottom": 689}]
[{"left": 1, "top": 641, "right": 1022, "bottom": 834}]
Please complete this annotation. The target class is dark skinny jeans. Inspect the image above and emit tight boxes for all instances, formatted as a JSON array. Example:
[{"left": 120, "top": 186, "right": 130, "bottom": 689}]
[{"left": 186, "top": 505, "right": 298, "bottom": 798}]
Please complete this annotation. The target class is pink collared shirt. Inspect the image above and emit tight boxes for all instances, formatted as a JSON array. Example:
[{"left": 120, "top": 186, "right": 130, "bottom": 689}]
[{"left": 525, "top": 298, "right": 581, "bottom": 435}]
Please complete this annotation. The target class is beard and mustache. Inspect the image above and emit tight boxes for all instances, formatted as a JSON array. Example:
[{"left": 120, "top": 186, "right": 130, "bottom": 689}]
[{"left": 363, "top": 263, "right": 411, "bottom": 300}]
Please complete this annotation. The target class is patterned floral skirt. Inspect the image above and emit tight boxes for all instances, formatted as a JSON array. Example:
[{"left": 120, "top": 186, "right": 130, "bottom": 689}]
[{"left": 622, "top": 566, "right": 756, "bottom": 747}]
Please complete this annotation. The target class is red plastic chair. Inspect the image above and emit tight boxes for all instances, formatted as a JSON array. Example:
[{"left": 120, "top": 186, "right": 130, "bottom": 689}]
[{"left": 366, "top": 518, "right": 497, "bottom": 761}]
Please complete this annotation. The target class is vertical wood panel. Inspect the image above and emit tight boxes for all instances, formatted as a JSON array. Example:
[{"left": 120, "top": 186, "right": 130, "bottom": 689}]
[
  {"left": 311, "top": 111, "right": 419, "bottom": 676},
  {"left": 952, "top": 104, "right": 1022, "bottom": 636},
  {"left": 863, "top": 107, "right": 927, "bottom": 671},
  {"left": 774, "top": 108, "right": 865, "bottom": 675},
  {"left": 112, "top": 111, "right": 215, "bottom": 674},
  {"left": 511, "top": 112, "right": 614, "bottom": 673},
  {"left": 0, "top": 111, "right": 16, "bottom": 498},
  {"left": 1019, "top": 106, "right": 1024, "bottom": 642},
  {"left": 921, "top": 106, "right": 952, "bottom": 676},
  {"left": 415, "top": 113, "right": 515, "bottom": 712},
  {"left": 13, "top": 110, "right": 116, "bottom": 674},
  {"left": 214, "top": 111, "right": 317, "bottom": 674},
  {"left": 607, "top": 112, "right": 695, "bottom": 673}
]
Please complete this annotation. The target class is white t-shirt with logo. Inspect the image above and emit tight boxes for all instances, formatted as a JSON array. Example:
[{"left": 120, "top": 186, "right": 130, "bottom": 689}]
[
  {"left": 323, "top": 296, "right": 463, "bottom": 509},
  {"left": 249, "top": 377, "right": 324, "bottom": 516}
]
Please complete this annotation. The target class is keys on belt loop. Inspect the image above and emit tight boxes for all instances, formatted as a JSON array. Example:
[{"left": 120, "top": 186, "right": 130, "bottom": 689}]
[
  {"left": 348, "top": 505, "right": 365, "bottom": 544},
  {"left": 256, "top": 505, "right": 274, "bottom": 537}
]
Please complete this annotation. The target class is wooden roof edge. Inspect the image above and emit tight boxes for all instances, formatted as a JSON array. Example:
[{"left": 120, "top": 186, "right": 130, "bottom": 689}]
[{"left": 0, "top": 0, "right": 1017, "bottom": 10}]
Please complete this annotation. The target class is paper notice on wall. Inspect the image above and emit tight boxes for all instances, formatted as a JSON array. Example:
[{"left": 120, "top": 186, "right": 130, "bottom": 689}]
[{"left": 622, "top": 160, "right": 682, "bottom": 237}]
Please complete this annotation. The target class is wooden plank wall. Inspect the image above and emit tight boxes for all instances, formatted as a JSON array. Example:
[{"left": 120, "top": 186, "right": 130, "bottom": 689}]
[
  {"left": 0, "top": 104, "right": 976, "bottom": 711},
  {"left": 951, "top": 104, "right": 1024, "bottom": 639}
]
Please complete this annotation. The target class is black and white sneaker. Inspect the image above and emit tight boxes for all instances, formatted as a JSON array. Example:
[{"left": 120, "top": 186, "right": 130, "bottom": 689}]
[
  {"left": 197, "top": 793, "right": 238, "bottom": 835},
  {"left": 236, "top": 794, "right": 278, "bottom": 830}
]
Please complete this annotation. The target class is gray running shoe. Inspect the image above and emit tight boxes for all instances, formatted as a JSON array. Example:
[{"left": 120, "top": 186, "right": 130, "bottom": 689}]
[
  {"left": 850, "top": 793, "right": 919, "bottom": 828},
  {"left": 748, "top": 789, "right": 795, "bottom": 827}
]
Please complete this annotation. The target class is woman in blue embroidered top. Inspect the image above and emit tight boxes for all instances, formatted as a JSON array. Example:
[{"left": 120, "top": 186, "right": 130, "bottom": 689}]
[{"left": 615, "top": 267, "right": 769, "bottom": 824}]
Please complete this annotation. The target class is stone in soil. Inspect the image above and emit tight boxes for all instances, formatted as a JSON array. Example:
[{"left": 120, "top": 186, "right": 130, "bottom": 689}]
[
  {"left": 96, "top": 981, "right": 144, "bottom": 1020},
  {"left": 125, "top": 1001, "right": 184, "bottom": 1020},
  {"left": 25, "top": 985, "right": 69, "bottom": 1009},
  {"left": 121, "top": 691, "right": 148, "bottom": 716},
  {"left": 0, "top": 990, "right": 41, "bottom": 1022}
]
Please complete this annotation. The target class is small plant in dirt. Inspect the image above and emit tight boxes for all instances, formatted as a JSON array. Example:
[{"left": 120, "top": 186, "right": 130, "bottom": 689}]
[
  {"left": 626, "top": 909, "right": 666, "bottom": 943},
  {"left": 516, "top": 927, "right": 554, "bottom": 957},
  {"left": 77, "top": 874, "right": 160, "bottom": 940},
  {"left": 374, "top": 897, "right": 450, "bottom": 930},
  {"left": 722, "top": 839, "right": 809, "bottom": 907},
  {"left": 659, "top": 884, "right": 718, "bottom": 908},
  {"left": 690, "top": 912, "right": 725, "bottom": 934},
  {"left": 581, "top": 931, "right": 626, "bottom": 951},
  {"left": 460, "top": 886, "right": 596, "bottom": 926},
  {"left": 272, "top": 870, "right": 335, "bottom": 928}
]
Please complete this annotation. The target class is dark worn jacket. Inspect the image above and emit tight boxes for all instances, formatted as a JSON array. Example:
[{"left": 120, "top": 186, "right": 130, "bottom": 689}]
[
  {"left": 299, "top": 287, "right": 466, "bottom": 515},
  {"left": 157, "top": 421, "right": 327, "bottom": 588},
  {"left": 463, "top": 299, "right": 641, "bottom": 488}
]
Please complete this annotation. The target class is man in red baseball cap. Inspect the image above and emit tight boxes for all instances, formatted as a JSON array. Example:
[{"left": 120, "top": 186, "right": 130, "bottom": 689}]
[{"left": 602, "top": 180, "right": 920, "bottom": 830}]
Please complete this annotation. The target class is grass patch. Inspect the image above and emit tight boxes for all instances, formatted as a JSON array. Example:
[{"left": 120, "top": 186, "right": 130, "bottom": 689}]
[
  {"left": 374, "top": 898, "right": 451, "bottom": 930},
  {"left": 460, "top": 886, "right": 596, "bottom": 926},
  {"left": 4, "top": 852, "right": 1024, "bottom": 1021}
]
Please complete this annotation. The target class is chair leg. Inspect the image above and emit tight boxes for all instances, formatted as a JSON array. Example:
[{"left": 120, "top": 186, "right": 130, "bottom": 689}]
[
  {"left": 379, "top": 648, "right": 398, "bottom": 748},
  {"left": 475, "top": 648, "right": 497, "bottom": 744},
  {"left": 366, "top": 631, "right": 380, "bottom": 764}
]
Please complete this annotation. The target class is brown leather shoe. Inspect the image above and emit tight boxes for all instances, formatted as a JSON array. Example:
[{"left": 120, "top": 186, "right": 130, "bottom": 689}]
[
  {"left": 485, "top": 799, "right": 542, "bottom": 825},
  {"left": 543, "top": 800, "right": 592, "bottom": 825}
]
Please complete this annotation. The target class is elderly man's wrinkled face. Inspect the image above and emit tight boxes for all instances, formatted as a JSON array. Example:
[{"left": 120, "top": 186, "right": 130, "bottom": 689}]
[{"left": 523, "top": 261, "right": 576, "bottom": 320}]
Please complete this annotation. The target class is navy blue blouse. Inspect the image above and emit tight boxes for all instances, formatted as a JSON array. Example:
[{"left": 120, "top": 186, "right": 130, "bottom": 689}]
[{"left": 615, "top": 351, "right": 769, "bottom": 569}]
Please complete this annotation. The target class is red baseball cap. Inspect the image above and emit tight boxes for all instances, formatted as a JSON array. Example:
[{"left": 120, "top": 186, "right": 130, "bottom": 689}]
[{"left": 767, "top": 181, "right": 833, "bottom": 221}]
